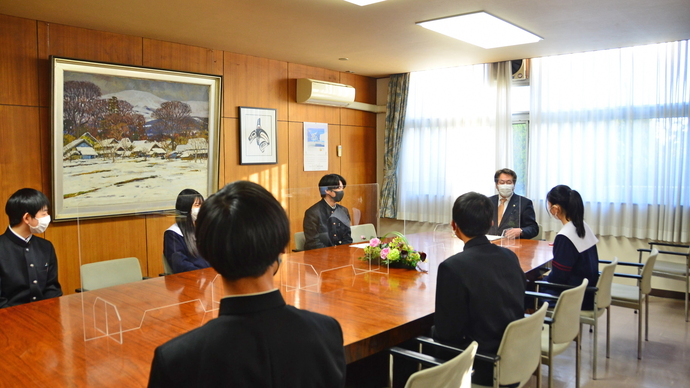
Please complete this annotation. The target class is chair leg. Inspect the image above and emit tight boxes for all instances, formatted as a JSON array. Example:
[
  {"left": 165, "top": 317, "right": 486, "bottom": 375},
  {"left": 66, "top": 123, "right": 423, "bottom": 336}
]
[
  {"left": 645, "top": 295, "right": 649, "bottom": 341},
  {"left": 575, "top": 325, "right": 582, "bottom": 388},
  {"left": 592, "top": 316, "right": 598, "bottom": 380},
  {"left": 537, "top": 361, "right": 542, "bottom": 388},
  {"left": 606, "top": 307, "right": 611, "bottom": 359},
  {"left": 548, "top": 342, "right": 554, "bottom": 388},
  {"left": 637, "top": 298, "right": 643, "bottom": 360},
  {"left": 685, "top": 269, "right": 690, "bottom": 322}
]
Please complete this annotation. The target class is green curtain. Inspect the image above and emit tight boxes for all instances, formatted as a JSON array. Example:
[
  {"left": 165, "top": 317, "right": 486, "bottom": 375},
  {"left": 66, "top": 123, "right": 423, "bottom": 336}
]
[{"left": 379, "top": 73, "right": 410, "bottom": 218}]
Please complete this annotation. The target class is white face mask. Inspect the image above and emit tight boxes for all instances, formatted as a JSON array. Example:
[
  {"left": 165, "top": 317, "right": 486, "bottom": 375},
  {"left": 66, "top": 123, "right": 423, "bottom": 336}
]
[
  {"left": 498, "top": 184, "right": 514, "bottom": 198},
  {"left": 191, "top": 207, "right": 200, "bottom": 222},
  {"left": 30, "top": 215, "right": 51, "bottom": 234}
]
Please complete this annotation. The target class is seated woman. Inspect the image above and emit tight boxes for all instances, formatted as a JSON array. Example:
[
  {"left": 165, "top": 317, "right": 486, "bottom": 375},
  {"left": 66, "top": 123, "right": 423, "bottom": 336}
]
[
  {"left": 544, "top": 185, "right": 599, "bottom": 309},
  {"left": 163, "top": 189, "right": 210, "bottom": 273}
]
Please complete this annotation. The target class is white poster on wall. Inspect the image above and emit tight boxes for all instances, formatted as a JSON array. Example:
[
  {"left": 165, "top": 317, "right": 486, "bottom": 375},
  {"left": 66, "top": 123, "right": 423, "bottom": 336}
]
[{"left": 303, "top": 122, "right": 328, "bottom": 171}]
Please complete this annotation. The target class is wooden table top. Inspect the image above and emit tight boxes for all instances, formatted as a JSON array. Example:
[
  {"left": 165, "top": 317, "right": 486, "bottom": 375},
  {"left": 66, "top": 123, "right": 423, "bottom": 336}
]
[{"left": 0, "top": 233, "right": 552, "bottom": 387}]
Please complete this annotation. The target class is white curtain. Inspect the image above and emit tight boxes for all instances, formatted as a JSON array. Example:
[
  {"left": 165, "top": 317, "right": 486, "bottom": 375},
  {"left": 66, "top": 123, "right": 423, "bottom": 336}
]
[
  {"left": 529, "top": 41, "right": 690, "bottom": 243},
  {"left": 397, "top": 62, "right": 512, "bottom": 222}
]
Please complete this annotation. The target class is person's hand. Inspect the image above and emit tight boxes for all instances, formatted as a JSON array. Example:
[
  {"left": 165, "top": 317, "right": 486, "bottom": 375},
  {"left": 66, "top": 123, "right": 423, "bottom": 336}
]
[{"left": 505, "top": 228, "right": 522, "bottom": 239}]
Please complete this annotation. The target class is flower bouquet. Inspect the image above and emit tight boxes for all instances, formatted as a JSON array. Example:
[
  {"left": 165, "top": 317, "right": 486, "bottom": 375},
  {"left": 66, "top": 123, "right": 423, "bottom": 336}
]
[{"left": 360, "top": 232, "right": 427, "bottom": 270}]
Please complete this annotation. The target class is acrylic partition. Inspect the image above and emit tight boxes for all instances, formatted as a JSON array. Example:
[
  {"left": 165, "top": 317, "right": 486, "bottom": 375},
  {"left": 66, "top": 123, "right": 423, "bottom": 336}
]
[
  {"left": 284, "top": 183, "right": 386, "bottom": 293},
  {"left": 74, "top": 205, "right": 221, "bottom": 344}
]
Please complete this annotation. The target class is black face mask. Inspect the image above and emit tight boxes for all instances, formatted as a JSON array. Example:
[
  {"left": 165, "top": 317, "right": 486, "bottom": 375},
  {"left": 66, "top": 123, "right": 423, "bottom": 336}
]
[{"left": 333, "top": 191, "right": 344, "bottom": 202}]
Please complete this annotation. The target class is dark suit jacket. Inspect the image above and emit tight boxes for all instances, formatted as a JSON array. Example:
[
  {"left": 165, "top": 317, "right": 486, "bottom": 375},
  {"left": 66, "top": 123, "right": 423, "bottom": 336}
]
[
  {"left": 488, "top": 194, "right": 539, "bottom": 239},
  {"left": 303, "top": 200, "right": 352, "bottom": 250},
  {"left": 0, "top": 228, "right": 62, "bottom": 308},
  {"left": 148, "top": 289, "right": 346, "bottom": 388},
  {"left": 434, "top": 236, "right": 526, "bottom": 385}
]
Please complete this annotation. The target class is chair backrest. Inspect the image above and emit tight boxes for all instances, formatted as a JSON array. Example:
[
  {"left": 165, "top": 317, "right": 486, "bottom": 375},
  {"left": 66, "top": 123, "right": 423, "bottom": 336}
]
[
  {"left": 352, "top": 207, "right": 362, "bottom": 226},
  {"left": 294, "top": 232, "right": 305, "bottom": 251},
  {"left": 162, "top": 253, "right": 173, "bottom": 275},
  {"left": 80, "top": 257, "right": 143, "bottom": 291},
  {"left": 351, "top": 223, "right": 377, "bottom": 243},
  {"left": 496, "top": 302, "right": 549, "bottom": 386},
  {"left": 640, "top": 248, "right": 659, "bottom": 295},
  {"left": 551, "top": 278, "right": 588, "bottom": 345},
  {"left": 404, "top": 341, "right": 477, "bottom": 388},
  {"left": 595, "top": 258, "right": 618, "bottom": 310}
]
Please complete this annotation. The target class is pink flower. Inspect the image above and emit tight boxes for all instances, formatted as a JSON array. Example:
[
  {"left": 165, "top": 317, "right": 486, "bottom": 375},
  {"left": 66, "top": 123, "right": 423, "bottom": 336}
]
[
  {"left": 361, "top": 235, "right": 366, "bottom": 240},
  {"left": 380, "top": 247, "right": 390, "bottom": 259},
  {"left": 369, "top": 238, "right": 381, "bottom": 247}
]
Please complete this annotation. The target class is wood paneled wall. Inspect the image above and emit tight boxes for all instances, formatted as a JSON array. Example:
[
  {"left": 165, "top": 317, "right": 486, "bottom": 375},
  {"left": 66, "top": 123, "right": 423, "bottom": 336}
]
[{"left": 0, "top": 13, "right": 378, "bottom": 294}]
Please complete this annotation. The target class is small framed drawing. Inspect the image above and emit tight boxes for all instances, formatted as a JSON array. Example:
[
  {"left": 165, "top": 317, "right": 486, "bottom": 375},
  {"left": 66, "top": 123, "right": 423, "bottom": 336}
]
[{"left": 239, "top": 107, "right": 278, "bottom": 164}]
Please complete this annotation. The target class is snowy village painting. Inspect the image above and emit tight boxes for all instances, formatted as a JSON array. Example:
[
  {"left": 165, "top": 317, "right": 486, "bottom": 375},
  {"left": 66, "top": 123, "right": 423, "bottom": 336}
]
[{"left": 51, "top": 58, "right": 221, "bottom": 220}]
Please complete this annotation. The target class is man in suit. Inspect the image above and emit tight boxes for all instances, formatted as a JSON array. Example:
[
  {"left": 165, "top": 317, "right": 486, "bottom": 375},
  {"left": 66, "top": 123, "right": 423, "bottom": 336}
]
[
  {"left": 148, "top": 181, "right": 346, "bottom": 388},
  {"left": 434, "top": 192, "right": 526, "bottom": 386},
  {"left": 487, "top": 168, "right": 539, "bottom": 239},
  {"left": 0, "top": 188, "right": 62, "bottom": 308}
]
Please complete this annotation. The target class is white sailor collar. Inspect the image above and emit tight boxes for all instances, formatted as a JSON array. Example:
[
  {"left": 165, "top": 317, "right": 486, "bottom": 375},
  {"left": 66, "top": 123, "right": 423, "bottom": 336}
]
[{"left": 557, "top": 221, "right": 598, "bottom": 253}]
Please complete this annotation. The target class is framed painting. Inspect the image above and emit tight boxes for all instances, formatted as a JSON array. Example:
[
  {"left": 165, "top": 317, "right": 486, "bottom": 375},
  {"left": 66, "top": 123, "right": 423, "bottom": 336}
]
[
  {"left": 239, "top": 106, "right": 278, "bottom": 165},
  {"left": 51, "top": 57, "right": 222, "bottom": 221}
]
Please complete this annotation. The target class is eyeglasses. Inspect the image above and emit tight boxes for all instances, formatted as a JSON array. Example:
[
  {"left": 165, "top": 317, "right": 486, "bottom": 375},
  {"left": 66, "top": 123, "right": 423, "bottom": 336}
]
[{"left": 497, "top": 180, "right": 514, "bottom": 185}]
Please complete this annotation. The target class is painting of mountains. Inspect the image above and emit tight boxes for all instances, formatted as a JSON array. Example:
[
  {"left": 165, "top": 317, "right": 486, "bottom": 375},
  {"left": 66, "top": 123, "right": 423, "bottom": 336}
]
[{"left": 52, "top": 58, "right": 221, "bottom": 220}]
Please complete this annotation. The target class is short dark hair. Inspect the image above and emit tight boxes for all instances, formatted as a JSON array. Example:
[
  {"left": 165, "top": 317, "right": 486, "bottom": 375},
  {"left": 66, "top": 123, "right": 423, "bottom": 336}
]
[
  {"left": 318, "top": 173, "right": 346, "bottom": 197},
  {"left": 5, "top": 188, "right": 50, "bottom": 227},
  {"left": 452, "top": 192, "right": 493, "bottom": 238},
  {"left": 494, "top": 168, "right": 517, "bottom": 184},
  {"left": 195, "top": 181, "right": 289, "bottom": 281}
]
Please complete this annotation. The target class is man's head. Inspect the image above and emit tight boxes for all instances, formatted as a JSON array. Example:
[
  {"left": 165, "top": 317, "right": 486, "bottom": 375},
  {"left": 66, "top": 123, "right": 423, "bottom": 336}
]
[
  {"left": 452, "top": 192, "right": 493, "bottom": 238},
  {"left": 494, "top": 168, "right": 517, "bottom": 199},
  {"left": 5, "top": 188, "right": 51, "bottom": 227},
  {"left": 318, "top": 173, "right": 346, "bottom": 202},
  {"left": 195, "top": 181, "right": 289, "bottom": 281}
]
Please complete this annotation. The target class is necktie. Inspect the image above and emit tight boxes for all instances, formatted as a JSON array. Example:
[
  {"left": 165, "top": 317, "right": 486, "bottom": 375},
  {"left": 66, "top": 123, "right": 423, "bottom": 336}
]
[{"left": 498, "top": 198, "right": 507, "bottom": 226}]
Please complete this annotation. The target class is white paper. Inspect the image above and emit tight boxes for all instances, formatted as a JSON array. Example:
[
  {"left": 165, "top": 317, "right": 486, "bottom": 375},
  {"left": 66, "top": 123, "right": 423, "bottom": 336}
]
[
  {"left": 350, "top": 243, "right": 371, "bottom": 249},
  {"left": 303, "top": 122, "right": 328, "bottom": 171}
]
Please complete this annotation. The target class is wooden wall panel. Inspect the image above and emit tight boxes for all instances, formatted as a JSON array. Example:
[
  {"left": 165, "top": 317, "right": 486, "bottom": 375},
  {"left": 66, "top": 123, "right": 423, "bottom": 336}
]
[
  {"left": 287, "top": 121, "right": 342, "bottom": 249},
  {"left": 36, "top": 22, "right": 144, "bottom": 107},
  {"left": 44, "top": 221, "right": 81, "bottom": 294},
  {"left": 223, "top": 52, "right": 288, "bottom": 121},
  {"left": 340, "top": 125, "right": 378, "bottom": 227},
  {"left": 340, "top": 73, "right": 377, "bottom": 128},
  {"left": 38, "top": 107, "right": 52, "bottom": 199},
  {"left": 222, "top": 118, "right": 289, "bottom": 205},
  {"left": 0, "top": 106, "right": 43, "bottom": 231},
  {"left": 0, "top": 15, "right": 39, "bottom": 107},
  {"left": 145, "top": 214, "right": 176, "bottom": 277},
  {"left": 143, "top": 39, "right": 223, "bottom": 76},
  {"left": 340, "top": 125, "right": 377, "bottom": 184},
  {"left": 287, "top": 64, "right": 341, "bottom": 125}
]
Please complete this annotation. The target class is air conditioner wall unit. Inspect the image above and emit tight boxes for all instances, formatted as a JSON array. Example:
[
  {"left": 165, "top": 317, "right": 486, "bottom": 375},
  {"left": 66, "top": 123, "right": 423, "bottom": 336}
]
[{"left": 296, "top": 78, "right": 356, "bottom": 107}]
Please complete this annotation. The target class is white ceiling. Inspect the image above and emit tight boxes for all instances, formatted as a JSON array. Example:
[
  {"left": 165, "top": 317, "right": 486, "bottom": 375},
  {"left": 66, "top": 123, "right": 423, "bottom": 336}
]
[{"left": 2, "top": 0, "right": 689, "bottom": 78}]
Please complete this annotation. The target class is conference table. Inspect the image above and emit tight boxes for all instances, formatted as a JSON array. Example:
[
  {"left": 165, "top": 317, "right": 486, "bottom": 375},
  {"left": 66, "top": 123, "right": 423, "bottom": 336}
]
[{"left": 0, "top": 232, "right": 552, "bottom": 387}]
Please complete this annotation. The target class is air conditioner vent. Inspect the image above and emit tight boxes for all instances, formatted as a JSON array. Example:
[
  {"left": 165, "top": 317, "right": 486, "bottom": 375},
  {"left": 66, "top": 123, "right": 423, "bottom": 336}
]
[{"left": 296, "top": 78, "right": 355, "bottom": 107}]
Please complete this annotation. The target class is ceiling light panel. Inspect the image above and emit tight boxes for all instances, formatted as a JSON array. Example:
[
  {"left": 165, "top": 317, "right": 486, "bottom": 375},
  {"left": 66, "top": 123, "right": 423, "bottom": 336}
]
[
  {"left": 417, "top": 12, "right": 542, "bottom": 49},
  {"left": 344, "top": 0, "right": 386, "bottom": 6}
]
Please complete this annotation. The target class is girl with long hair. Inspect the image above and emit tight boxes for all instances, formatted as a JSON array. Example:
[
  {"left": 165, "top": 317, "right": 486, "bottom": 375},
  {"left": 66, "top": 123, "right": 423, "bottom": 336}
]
[
  {"left": 163, "top": 189, "right": 210, "bottom": 273},
  {"left": 544, "top": 185, "right": 600, "bottom": 309}
]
